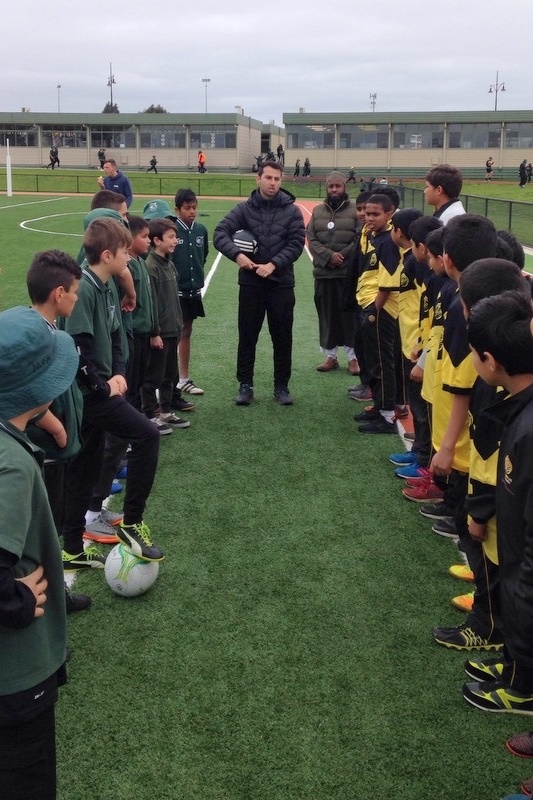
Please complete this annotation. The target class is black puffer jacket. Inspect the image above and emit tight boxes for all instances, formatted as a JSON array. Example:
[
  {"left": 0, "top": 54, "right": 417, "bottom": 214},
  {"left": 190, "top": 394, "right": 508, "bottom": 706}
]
[{"left": 213, "top": 188, "right": 305, "bottom": 287}]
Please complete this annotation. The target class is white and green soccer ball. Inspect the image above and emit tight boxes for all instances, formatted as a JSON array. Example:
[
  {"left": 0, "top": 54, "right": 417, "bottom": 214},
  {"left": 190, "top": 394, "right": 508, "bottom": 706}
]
[{"left": 104, "top": 544, "right": 160, "bottom": 597}]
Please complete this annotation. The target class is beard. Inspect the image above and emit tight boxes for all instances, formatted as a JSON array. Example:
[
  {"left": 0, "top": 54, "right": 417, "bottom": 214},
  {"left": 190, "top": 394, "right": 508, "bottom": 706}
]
[{"left": 327, "top": 192, "right": 348, "bottom": 209}]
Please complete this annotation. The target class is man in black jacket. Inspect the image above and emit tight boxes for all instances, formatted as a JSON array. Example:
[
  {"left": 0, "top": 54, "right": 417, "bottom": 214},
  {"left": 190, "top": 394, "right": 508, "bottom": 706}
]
[{"left": 213, "top": 161, "right": 305, "bottom": 406}]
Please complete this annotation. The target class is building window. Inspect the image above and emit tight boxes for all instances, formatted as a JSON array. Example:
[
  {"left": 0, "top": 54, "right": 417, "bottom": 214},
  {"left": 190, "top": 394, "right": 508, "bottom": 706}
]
[
  {"left": 90, "top": 126, "right": 136, "bottom": 149},
  {"left": 190, "top": 126, "right": 237, "bottom": 149},
  {"left": 505, "top": 122, "right": 533, "bottom": 149},
  {"left": 447, "top": 123, "right": 501, "bottom": 149},
  {"left": 42, "top": 125, "right": 89, "bottom": 149},
  {"left": 338, "top": 124, "right": 389, "bottom": 149},
  {"left": 139, "top": 126, "right": 186, "bottom": 148},
  {"left": 285, "top": 125, "right": 335, "bottom": 149},
  {"left": 0, "top": 124, "right": 38, "bottom": 147},
  {"left": 392, "top": 124, "right": 444, "bottom": 149}
]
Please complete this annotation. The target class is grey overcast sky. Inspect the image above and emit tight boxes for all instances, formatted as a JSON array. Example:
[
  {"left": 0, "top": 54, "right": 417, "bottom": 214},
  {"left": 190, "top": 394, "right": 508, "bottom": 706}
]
[{"left": 1, "top": 0, "right": 530, "bottom": 124}]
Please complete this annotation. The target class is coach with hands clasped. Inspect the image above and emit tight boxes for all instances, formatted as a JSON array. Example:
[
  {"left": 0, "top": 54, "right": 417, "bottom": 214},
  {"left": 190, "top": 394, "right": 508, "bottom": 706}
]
[{"left": 214, "top": 160, "right": 305, "bottom": 407}]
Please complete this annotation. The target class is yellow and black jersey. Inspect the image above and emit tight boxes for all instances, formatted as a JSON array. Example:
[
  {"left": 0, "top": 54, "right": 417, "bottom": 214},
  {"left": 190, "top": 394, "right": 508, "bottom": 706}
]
[
  {"left": 399, "top": 252, "right": 431, "bottom": 360},
  {"left": 466, "top": 379, "right": 507, "bottom": 565},
  {"left": 421, "top": 276, "right": 455, "bottom": 407},
  {"left": 356, "top": 224, "right": 401, "bottom": 317},
  {"left": 432, "top": 292, "right": 477, "bottom": 472}
]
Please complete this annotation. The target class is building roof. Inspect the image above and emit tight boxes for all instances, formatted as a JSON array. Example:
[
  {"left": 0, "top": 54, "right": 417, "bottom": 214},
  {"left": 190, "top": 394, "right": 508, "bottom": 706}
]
[{"left": 283, "top": 110, "right": 533, "bottom": 125}]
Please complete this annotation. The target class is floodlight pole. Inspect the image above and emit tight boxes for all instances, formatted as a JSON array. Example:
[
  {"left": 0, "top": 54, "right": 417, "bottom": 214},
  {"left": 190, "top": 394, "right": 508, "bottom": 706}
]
[
  {"left": 370, "top": 93, "right": 377, "bottom": 112},
  {"left": 107, "top": 63, "right": 116, "bottom": 108},
  {"left": 202, "top": 78, "right": 211, "bottom": 113},
  {"left": 488, "top": 70, "right": 505, "bottom": 111},
  {"left": 57, "top": 84, "right": 61, "bottom": 113}
]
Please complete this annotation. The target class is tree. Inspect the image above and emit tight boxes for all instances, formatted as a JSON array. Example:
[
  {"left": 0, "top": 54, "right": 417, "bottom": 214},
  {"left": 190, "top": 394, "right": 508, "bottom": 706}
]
[
  {"left": 141, "top": 104, "right": 168, "bottom": 114},
  {"left": 102, "top": 102, "right": 120, "bottom": 114}
]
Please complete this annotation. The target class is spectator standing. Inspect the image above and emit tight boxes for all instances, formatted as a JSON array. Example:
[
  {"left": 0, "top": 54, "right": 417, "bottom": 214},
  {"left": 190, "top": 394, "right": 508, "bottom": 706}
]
[
  {"left": 423, "top": 164, "right": 466, "bottom": 223},
  {"left": 519, "top": 159, "right": 528, "bottom": 188},
  {"left": 197, "top": 150, "right": 207, "bottom": 173},
  {"left": 307, "top": 171, "right": 360, "bottom": 375},
  {"left": 97, "top": 159, "right": 133, "bottom": 208}
]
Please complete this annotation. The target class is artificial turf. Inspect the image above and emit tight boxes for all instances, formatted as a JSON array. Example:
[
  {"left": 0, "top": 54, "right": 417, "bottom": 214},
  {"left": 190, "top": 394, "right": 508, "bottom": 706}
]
[{"left": 0, "top": 195, "right": 528, "bottom": 800}]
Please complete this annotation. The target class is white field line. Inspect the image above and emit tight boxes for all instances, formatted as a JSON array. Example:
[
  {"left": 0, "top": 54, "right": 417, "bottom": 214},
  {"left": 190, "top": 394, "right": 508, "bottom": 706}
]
[
  {"left": 0, "top": 197, "right": 70, "bottom": 210},
  {"left": 20, "top": 212, "right": 85, "bottom": 237},
  {"left": 202, "top": 251, "right": 222, "bottom": 297}
]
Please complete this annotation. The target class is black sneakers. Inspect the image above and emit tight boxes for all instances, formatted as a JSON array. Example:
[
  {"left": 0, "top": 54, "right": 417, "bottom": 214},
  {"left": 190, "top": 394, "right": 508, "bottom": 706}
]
[
  {"left": 274, "top": 387, "right": 293, "bottom": 405},
  {"left": 419, "top": 503, "right": 454, "bottom": 521},
  {"left": 358, "top": 416, "right": 398, "bottom": 434},
  {"left": 117, "top": 521, "right": 165, "bottom": 562},
  {"left": 236, "top": 383, "right": 254, "bottom": 405},
  {"left": 432, "top": 623, "right": 504, "bottom": 651},
  {"left": 65, "top": 586, "right": 92, "bottom": 615}
]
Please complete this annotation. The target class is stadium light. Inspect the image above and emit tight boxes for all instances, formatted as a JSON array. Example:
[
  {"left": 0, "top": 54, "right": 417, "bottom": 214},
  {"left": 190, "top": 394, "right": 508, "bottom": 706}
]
[
  {"left": 107, "top": 63, "right": 116, "bottom": 108},
  {"left": 488, "top": 71, "right": 505, "bottom": 111},
  {"left": 202, "top": 78, "right": 211, "bottom": 113}
]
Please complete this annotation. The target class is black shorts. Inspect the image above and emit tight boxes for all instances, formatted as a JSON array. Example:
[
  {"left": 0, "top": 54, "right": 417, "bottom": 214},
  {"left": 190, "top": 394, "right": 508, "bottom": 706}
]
[{"left": 180, "top": 295, "right": 205, "bottom": 322}]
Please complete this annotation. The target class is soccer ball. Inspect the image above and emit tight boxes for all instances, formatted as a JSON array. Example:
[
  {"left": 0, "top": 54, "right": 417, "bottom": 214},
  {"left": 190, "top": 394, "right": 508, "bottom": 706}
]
[
  {"left": 232, "top": 229, "right": 258, "bottom": 255},
  {"left": 104, "top": 544, "right": 160, "bottom": 597}
]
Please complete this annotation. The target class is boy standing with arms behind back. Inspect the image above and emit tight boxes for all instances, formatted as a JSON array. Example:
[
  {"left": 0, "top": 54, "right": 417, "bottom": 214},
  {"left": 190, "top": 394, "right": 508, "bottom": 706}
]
[
  {"left": 173, "top": 188, "right": 209, "bottom": 397},
  {"left": 61, "top": 217, "right": 164, "bottom": 571},
  {"left": 141, "top": 218, "right": 190, "bottom": 432}
]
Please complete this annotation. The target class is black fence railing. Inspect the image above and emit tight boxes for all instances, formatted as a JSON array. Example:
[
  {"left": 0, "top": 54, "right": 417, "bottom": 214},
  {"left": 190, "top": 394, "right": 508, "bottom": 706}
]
[
  {"left": 402, "top": 187, "right": 533, "bottom": 247},
  {"left": 2, "top": 173, "right": 532, "bottom": 246}
]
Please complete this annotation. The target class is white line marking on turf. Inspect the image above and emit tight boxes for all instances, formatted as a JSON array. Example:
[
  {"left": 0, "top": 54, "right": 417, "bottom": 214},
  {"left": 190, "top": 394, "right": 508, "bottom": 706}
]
[
  {"left": 0, "top": 197, "right": 70, "bottom": 210},
  {"left": 202, "top": 251, "right": 222, "bottom": 297},
  {"left": 20, "top": 212, "right": 85, "bottom": 237},
  {"left": 296, "top": 201, "right": 315, "bottom": 261}
]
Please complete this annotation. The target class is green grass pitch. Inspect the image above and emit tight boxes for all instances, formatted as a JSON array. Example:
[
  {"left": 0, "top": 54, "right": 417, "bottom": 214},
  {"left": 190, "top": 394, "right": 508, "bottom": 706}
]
[{"left": 0, "top": 194, "right": 527, "bottom": 800}]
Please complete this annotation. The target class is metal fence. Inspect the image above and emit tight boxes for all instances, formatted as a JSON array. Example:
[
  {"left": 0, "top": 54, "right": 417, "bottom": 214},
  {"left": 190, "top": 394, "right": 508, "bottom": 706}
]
[
  {"left": 402, "top": 187, "right": 533, "bottom": 247},
  {"left": 2, "top": 172, "right": 533, "bottom": 246}
]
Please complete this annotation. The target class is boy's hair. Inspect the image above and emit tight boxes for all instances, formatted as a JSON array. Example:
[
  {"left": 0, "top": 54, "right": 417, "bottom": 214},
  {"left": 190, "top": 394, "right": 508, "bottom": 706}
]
[
  {"left": 497, "top": 229, "right": 526, "bottom": 270},
  {"left": 425, "top": 164, "right": 463, "bottom": 198},
  {"left": 148, "top": 218, "right": 177, "bottom": 244},
  {"left": 372, "top": 185, "right": 400, "bottom": 210},
  {"left": 90, "top": 189, "right": 127, "bottom": 211},
  {"left": 391, "top": 208, "right": 423, "bottom": 239},
  {"left": 27, "top": 250, "right": 82, "bottom": 304},
  {"left": 355, "top": 190, "right": 371, "bottom": 205},
  {"left": 459, "top": 258, "right": 531, "bottom": 313},
  {"left": 128, "top": 215, "right": 150, "bottom": 237},
  {"left": 175, "top": 188, "right": 198, "bottom": 208},
  {"left": 496, "top": 237, "right": 513, "bottom": 262},
  {"left": 83, "top": 218, "right": 132, "bottom": 265},
  {"left": 367, "top": 193, "right": 394, "bottom": 213},
  {"left": 443, "top": 213, "right": 498, "bottom": 272},
  {"left": 425, "top": 228, "right": 445, "bottom": 258},
  {"left": 468, "top": 290, "right": 533, "bottom": 375},
  {"left": 258, "top": 160, "right": 283, "bottom": 175},
  {"left": 104, "top": 158, "right": 117, "bottom": 168},
  {"left": 408, "top": 216, "right": 442, "bottom": 246}
]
